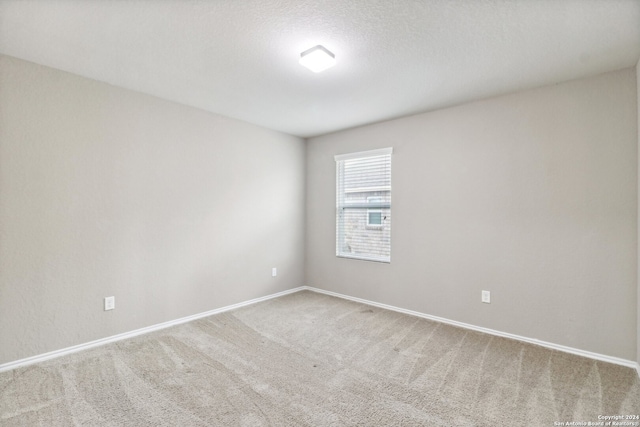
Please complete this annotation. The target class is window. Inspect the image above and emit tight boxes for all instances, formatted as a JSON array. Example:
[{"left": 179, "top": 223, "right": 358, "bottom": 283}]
[
  {"left": 366, "top": 197, "right": 383, "bottom": 227},
  {"left": 335, "top": 148, "right": 392, "bottom": 263}
]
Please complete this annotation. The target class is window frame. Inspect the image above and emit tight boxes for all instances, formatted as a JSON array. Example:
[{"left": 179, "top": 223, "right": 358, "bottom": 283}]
[{"left": 335, "top": 147, "right": 393, "bottom": 263}]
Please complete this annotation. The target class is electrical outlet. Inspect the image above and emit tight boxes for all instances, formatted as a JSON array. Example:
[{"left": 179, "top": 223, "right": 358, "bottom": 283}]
[
  {"left": 481, "top": 290, "right": 490, "bottom": 304},
  {"left": 272, "top": 267, "right": 277, "bottom": 277},
  {"left": 104, "top": 296, "right": 115, "bottom": 311}
]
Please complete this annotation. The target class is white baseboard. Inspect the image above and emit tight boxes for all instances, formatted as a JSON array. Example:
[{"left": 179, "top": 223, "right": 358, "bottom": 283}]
[
  {"left": 301, "top": 286, "right": 640, "bottom": 373},
  {"left": 0, "top": 286, "right": 306, "bottom": 373},
  {"left": 2, "top": 285, "right": 638, "bottom": 379}
]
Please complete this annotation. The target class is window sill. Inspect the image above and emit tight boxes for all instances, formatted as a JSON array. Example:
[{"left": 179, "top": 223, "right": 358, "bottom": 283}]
[
  {"left": 365, "top": 225, "right": 384, "bottom": 230},
  {"left": 337, "top": 253, "right": 390, "bottom": 263}
]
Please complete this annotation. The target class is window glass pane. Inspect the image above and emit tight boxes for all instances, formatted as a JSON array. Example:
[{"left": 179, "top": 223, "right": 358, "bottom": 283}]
[
  {"left": 336, "top": 148, "right": 392, "bottom": 263},
  {"left": 368, "top": 211, "right": 382, "bottom": 225}
]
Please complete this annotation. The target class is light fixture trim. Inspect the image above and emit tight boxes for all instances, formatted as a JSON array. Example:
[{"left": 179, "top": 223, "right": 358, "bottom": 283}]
[{"left": 299, "top": 45, "right": 336, "bottom": 73}]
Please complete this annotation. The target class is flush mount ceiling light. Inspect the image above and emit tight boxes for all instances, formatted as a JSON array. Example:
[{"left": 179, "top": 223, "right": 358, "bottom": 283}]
[{"left": 299, "top": 45, "right": 336, "bottom": 73}]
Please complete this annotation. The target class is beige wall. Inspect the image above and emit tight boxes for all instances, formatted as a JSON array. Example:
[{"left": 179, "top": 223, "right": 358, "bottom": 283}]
[
  {"left": 637, "top": 58, "right": 640, "bottom": 369},
  {"left": 306, "top": 68, "right": 638, "bottom": 361},
  {"left": 1, "top": 53, "right": 637, "bottom": 367},
  {"left": 0, "top": 55, "right": 306, "bottom": 365}
]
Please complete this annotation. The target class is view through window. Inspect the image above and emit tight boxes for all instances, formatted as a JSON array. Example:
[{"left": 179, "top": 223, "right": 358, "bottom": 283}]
[{"left": 335, "top": 148, "right": 392, "bottom": 263}]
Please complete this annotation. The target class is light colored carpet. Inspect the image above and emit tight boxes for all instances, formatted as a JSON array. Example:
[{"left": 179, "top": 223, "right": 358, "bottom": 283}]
[{"left": 1, "top": 290, "right": 639, "bottom": 426}]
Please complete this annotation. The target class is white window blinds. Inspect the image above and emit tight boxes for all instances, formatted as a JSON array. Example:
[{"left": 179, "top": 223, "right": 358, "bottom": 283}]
[{"left": 335, "top": 148, "right": 392, "bottom": 263}]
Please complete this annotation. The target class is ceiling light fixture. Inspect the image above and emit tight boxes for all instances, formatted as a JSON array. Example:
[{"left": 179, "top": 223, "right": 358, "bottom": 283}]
[{"left": 299, "top": 45, "right": 336, "bottom": 73}]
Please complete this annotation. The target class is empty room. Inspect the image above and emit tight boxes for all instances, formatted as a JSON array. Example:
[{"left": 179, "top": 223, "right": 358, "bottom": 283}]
[{"left": 1, "top": 1, "right": 639, "bottom": 425}]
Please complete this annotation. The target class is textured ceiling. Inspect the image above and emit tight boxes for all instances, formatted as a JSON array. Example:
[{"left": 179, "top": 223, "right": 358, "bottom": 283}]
[{"left": 1, "top": 0, "right": 639, "bottom": 138}]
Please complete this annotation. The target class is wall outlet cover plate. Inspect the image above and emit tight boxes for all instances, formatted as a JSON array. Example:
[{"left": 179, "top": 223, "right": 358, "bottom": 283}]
[{"left": 481, "top": 291, "right": 490, "bottom": 304}]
